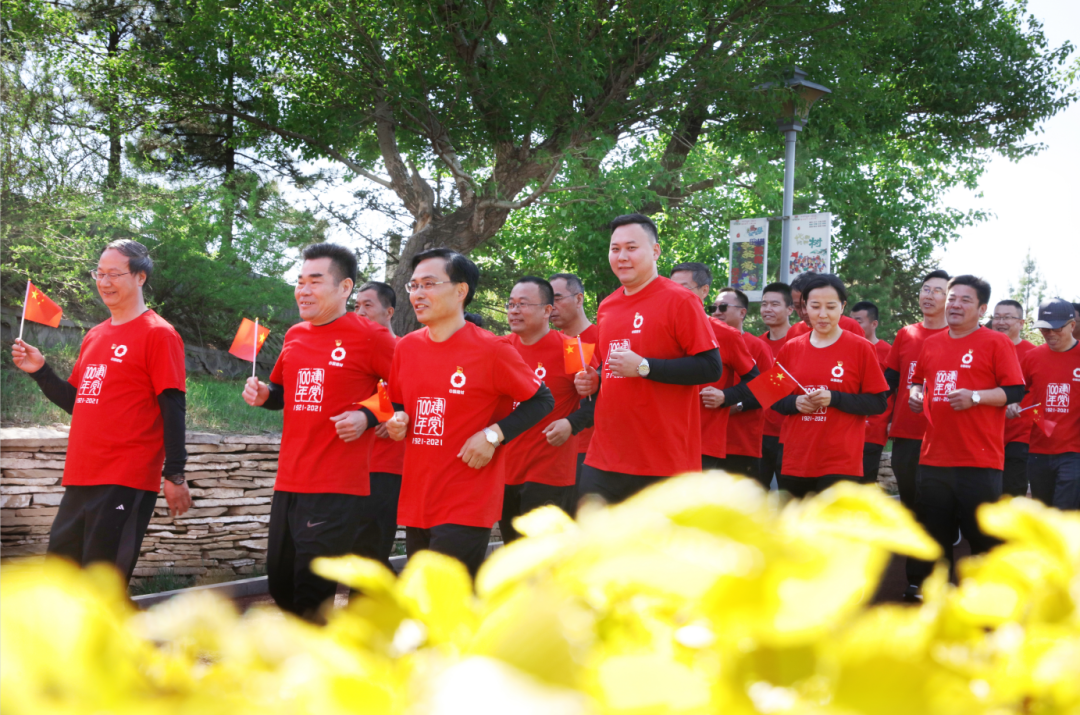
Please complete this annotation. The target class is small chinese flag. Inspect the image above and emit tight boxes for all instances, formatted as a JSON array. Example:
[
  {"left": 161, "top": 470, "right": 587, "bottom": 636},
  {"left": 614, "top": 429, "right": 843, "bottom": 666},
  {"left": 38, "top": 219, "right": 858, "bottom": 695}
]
[
  {"left": 228, "top": 318, "right": 270, "bottom": 362},
  {"left": 1031, "top": 405, "right": 1057, "bottom": 438},
  {"left": 747, "top": 363, "right": 797, "bottom": 409},
  {"left": 357, "top": 381, "right": 394, "bottom": 422},
  {"left": 23, "top": 281, "right": 63, "bottom": 328},
  {"left": 563, "top": 337, "right": 596, "bottom": 374}
]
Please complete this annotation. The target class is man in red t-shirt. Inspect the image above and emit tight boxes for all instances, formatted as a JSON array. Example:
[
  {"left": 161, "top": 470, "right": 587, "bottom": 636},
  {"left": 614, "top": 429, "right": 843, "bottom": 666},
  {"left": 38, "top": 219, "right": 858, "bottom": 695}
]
[
  {"left": 990, "top": 299, "right": 1038, "bottom": 498},
  {"left": 354, "top": 281, "right": 404, "bottom": 569},
  {"left": 787, "top": 271, "right": 867, "bottom": 340},
  {"left": 852, "top": 300, "right": 893, "bottom": 485},
  {"left": 669, "top": 264, "right": 759, "bottom": 470},
  {"left": 1023, "top": 299, "right": 1080, "bottom": 509},
  {"left": 385, "top": 249, "right": 553, "bottom": 578},
  {"left": 549, "top": 272, "right": 600, "bottom": 490},
  {"left": 757, "top": 282, "right": 794, "bottom": 487},
  {"left": 905, "top": 275, "right": 1026, "bottom": 598},
  {"left": 712, "top": 287, "right": 774, "bottom": 487},
  {"left": 883, "top": 269, "right": 951, "bottom": 512},
  {"left": 243, "top": 243, "right": 396, "bottom": 619},
  {"left": 574, "top": 214, "right": 721, "bottom": 504},
  {"left": 501, "top": 277, "right": 596, "bottom": 540},
  {"left": 12, "top": 239, "right": 191, "bottom": 584}
]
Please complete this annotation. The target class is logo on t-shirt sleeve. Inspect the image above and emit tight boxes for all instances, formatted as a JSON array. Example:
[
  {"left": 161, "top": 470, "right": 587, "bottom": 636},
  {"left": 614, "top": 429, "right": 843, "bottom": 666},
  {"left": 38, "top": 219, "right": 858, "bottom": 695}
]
[
  {"left": 934, "top": 370, "right": 958, "bottom": 402},
  {"left": 77, "top": 364, "right": 107, "bottom": 403},
  {"left": 295, "top": 368, "right": 325, "bottom": 405},
  {"left": 414, "top": 397, "right": 446, "bottom": 445},
  {"left": 1047, "top": 383, "right": 1070, "bottom": 412}
]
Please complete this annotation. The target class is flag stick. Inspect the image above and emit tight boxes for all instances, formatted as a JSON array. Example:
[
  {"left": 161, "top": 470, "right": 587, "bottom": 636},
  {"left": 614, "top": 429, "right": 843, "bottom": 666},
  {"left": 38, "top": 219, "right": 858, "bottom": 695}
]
[
  {"left": 18, "top": 280, "right": 29, "bottom": 341},
  {"left": 776, "top": 362, "right": 810, "bottom": 395},
  {"left": 252, "top": 318, "right": 259, "bottom": 379},
  {"left": 1018, "top": 402, "right": 1042, "bottom": 413},
  {"left": 576, "top": 335, "right": 592, "bottom": 401}
]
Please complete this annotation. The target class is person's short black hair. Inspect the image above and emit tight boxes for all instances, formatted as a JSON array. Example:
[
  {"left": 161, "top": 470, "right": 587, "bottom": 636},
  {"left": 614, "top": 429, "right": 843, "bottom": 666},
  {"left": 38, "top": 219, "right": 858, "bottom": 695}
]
[
  {"left": 801, "top": 273, "right": 848, "bottom": 305},
  {"left": 609, "top": 213, "right": 659, "bottom": 243},
  {"left": 514, "top": 276, "right": 555, "bottom": 306},
  {"left": 549, "top": 273, "right": 585, "bottom": 295},
  {"left": 762, "top": 282, "right": 792, "bottom": 306},
  {"left": 922, "top": 269, "right": 951, "bottom": 285},
  {"left": 948, "top": 274, "right": 991, "bottom": 307},
  {"left": 789, "top": 271, "right": 819, "bottom": 295},
  {"left": 1073, "top": 302, "right": 1080, "bottom": 314},
  {"left": 851, "top": 300, "right": 879, "bottom": 322},
  {"left": 670, "top": 262, "right": 712, "bottom": 289},
  {"left": 411, "top": 247, "right": 480, "bottom": 307},
  {"left": 302, "top": 242, "right": 358, "bottom": 287},
  {"left": 105, "top": 239, "right": 153, "bottom": 280},
  {"left": 357, "top": 281, "right": 396, "bottom": 310},
  {"left": 717, "top": 286, "right": 749, "bottom": 310},
  {"left": 995, "top": 299, "right": 1024, "bottom": 317},
  {"left": 464, "top": 312, "right": 485, "bottom": 328}
]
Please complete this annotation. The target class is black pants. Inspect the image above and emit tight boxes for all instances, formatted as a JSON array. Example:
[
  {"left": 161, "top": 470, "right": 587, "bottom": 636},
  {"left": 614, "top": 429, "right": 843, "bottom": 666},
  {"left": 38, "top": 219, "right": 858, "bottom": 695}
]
[
  {"left": 1002, "top": 442, "right": 1030, "bottom": 498},
  {"left": 761, "top": 435, "right": 782, "bottom": 489},
  {"left": 906, "top": 465, "right": 1003, "bottom": 586},
  {"left": 777, "top": 474, "right": 858, "bottom": 499},
  {"left": 357, "top": 472, "right": 402, "bottom": 570},
  {"left": 701, "top": 454, "right": 725, "bottom": 471},
  {"left": 267, "top": 491, "right": 374, "bottom": 620},
  {"left": 575, "top": 452, "right": 587, "bottom": 490},
  {"left": 862, "top": 443, "right": 884, "bottom": 485},
  {"left": 501, "top": 482, "right": 576, "bottom": 543},
  {"left": 705, "top": 454, "right": 766, "bottom": 489},
  {"left": 405, "top": 524, "right": 492, "bottom": 579},
  {"left": 47, "top": 484, "right": 157, "bottom": 584},
  {"left": 580, "top": 464, "right": 664, "bottom": 505},
  {"left": 1028, "top": 452, "right": 1080, "bottom": 509},
  {"left": 891, "top": 437, "right": 922, "bottom": 511}
]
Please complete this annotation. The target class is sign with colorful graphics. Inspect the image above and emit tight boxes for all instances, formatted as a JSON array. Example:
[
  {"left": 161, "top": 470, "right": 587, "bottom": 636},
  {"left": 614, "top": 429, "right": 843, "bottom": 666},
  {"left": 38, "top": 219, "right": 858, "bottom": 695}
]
[
  {"left": 728, "top": 218, "right": 768, "bottom": 302},
  {"left": 786, "top": 212, "right": 832, "bottom": 278}
]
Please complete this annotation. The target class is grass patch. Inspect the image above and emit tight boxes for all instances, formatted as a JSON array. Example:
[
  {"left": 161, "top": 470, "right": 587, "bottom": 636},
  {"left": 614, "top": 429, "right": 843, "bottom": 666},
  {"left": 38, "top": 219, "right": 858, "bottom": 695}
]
[{"left": 129, "top": 570, "right": 196, "bottom": 596}]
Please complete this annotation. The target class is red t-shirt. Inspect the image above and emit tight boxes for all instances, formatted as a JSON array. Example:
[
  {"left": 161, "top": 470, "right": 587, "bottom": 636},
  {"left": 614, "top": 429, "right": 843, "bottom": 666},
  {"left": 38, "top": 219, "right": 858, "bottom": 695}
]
[
  {"left": 370, "top": 335, "right": 405, "bottom": 475},
  {"left": 1021, "top": 343, "right": 1080, "bottom": 455},
  {"left": 270, "top": 313, "right": 395, "bottom": 496},
  {"left": 502, "top": 330, "right": 592, "bottom": 487},
  {"left": 775, "top": 331, "right": 890, "bottom": 478},
  {"left": 701, "top": 318, "right": 757, "bottom": 458},
  {"left": 726, "top": 332, "right": 774, "bottom": 458},
  {"left": 913, "top": 327, "right": 1025, "bottom": 469},
  {"left": 864, "top": 339, "right": 893, "bottom": 446},
  {"left": 572, "top": 323, "right": 601, "bottom": 456},
  {"left": 787, "top": 315, "right": 867, "bottom": 341},
  {"left": 64, "top": 310, "right": 186, "bottom": 491},
  {"left": 389, "top": 322, "right": 542, "bottom": 528},
  {"left": 885, "top": 323, "right": 950, "bottom": 440},
  {"left": 586, "top": 276, "right": 719, "bottom": 477},
  {"left": 1004, "top": 339, "right": 1038, "bottom": 446},
  {"left": 758, "top": 328, "right": 793, "bottom": 438}
]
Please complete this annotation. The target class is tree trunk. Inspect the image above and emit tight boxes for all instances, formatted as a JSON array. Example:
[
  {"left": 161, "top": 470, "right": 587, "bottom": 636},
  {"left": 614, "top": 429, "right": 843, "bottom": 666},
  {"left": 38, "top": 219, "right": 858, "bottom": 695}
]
[{"left": 104, "top": 25, "right": 122, "bottom": 192}]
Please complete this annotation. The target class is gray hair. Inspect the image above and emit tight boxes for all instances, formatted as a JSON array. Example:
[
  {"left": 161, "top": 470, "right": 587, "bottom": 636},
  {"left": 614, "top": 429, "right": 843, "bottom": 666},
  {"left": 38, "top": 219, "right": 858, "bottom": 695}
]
[{"left": 105, "top": 239, "right": 153, "bottom": 280}]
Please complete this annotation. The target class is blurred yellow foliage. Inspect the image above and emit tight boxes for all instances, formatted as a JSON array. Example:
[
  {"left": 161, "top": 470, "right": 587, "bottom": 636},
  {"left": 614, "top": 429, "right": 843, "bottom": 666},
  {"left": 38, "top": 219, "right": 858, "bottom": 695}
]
[{"left": 3, "top": 474, "right": 1079, "bottom": 714}]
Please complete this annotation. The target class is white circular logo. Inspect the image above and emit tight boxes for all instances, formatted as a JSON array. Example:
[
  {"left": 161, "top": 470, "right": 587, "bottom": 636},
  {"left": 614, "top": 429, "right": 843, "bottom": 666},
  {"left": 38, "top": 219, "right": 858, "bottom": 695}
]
[
  {"left": 961, "top": 352, "right": 974, "bottom": 365},
  {"left": 633, "top": 313, "right": 644, "bottom": 329},
  {"left": 331, "top": 347, "right": 346, "bottom": 361},
  {"left": 113, "top": 344, "right": 128, "bottom": 357},
  {"left": 1073, "top": 367, "right": 1080, "bottom": 380},
  {"left": 535, "top": 365, "right": 547, "bottom": 380},
  {"left": 450, "top": 371, "right": 467, "bottom": 388},
  {"left": 831, "top": 365, "right": 845, "bottom": 379}
]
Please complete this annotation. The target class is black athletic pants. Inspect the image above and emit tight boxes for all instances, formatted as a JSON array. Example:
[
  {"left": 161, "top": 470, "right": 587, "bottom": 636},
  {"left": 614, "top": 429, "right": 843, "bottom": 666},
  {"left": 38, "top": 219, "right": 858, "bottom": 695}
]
[
  {"left": 704, "top": 454, "right": 766, "bottom": 488},
  {"left": 777, "top": 474, "right": 858, "bottom": 499},
  {"left": 405, "top": 524, "right": 492, "bottom": 580},
  {"left": 579, "top": 464, "right": 664, "bottom": 506},
  {"left": 47, "top": 484, "right": 157, "bottom": 584},
  {"left": 701, "top": 454, "right": 725, "bottom": 471},
  {"left": 1002, "top": 442, "right": 1030, "bottom": 498},
  {"left": 891, "top": 437, "right": 922, "bottom": 511},
  {"left": 862, "top": 443, "right": 885, "bottom": 486},
  {"left": 1028, "top": 452, "right": 1080, "bottom": 509},
  {"left": 501, "top": 482, "right": 577, "bottom": 543},
  {"left": 761, "top": 435, "right": 782, "bottom": 489},
  {"left": 267, "top": 490, "right": 374, "bottom": 620},
  {"left": 905, "top": 465, "right": 1003, "bottom": 587},
  {"left": 357, "top": 472, "right": 402, "bottom": 570}
]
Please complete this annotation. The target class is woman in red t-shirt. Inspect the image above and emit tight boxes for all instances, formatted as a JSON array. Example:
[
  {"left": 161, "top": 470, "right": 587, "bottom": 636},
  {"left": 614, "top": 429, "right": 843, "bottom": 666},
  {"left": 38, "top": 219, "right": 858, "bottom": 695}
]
[{"left": 772, "top": 274, "right": 890, "bottom": 498}]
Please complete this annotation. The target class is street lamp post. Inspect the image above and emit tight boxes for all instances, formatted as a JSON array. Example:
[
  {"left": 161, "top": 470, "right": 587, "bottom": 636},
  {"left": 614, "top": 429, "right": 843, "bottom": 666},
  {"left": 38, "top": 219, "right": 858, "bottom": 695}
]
[{"left": 771, "top": 67, "right": 831, "bottom": 284}]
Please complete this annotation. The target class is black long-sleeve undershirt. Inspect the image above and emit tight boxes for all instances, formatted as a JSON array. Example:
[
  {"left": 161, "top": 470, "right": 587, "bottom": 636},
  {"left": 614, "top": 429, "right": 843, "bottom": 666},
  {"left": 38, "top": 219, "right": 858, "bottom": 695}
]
[
  {"left": 884, "top": 368, "right": 901, "bottom": 396},
  {"left": 390, "top": 384, "right": 555, "bottom": 445},
  {"left": 28, "top": 361, "right": 76, "bottom": 413},
  {"left": 566, "top": 396, "right": 595, "bottom": 434},
  {"left": 645, "top": 348, "right": 722, "bottom": 385},
  {"left": 906, "top": 382, "right": 1025, "bottom": 406},
  {"left": 720, "top": 366, "right": 762, "bottom": 409},
  {"left": 772, "top": 390, "right": 889, "bottom": 417}
]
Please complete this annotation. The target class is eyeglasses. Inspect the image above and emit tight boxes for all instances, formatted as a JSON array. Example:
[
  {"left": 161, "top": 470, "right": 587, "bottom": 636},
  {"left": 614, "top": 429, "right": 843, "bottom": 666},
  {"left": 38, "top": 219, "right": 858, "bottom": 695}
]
[
  {"left": 991, "top": 315, "right": 1021, "bottom": 322},
  {"left": 405, "top": 280, "right": 452, "bottom": 293},
  {"left": 920, "top": 286, "right": 947, "bottom": 297},
  {"left": 711, "top": 304, "right": 730, "bottom": 313},
  {"left": 90, "top": 270, "right": 131, "bottom": 281},
  {"left": 505, "top": 301, "right": 544, "bottom": 311}
]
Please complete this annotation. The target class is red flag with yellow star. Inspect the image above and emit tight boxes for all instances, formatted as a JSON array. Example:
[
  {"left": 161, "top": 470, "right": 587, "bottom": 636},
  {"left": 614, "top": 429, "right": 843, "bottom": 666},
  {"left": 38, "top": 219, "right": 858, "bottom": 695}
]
[
  {"left": 747, "top": 362, "right": 797, "bottom": 409},
  {"left": 228, "top": 318, "right": 270, "bottom": 362},
  {"left": 357, "top": 381, "right": 394, "bottom": 422},
  {"left": 1031, "top": 404, "right": 1058, "bottom": 438},
  {"left": 22, "top": 281, "right": 63, "bottom": 328},
  {"left": 563, "top": 337, "right": 596, "bottom": 374}
]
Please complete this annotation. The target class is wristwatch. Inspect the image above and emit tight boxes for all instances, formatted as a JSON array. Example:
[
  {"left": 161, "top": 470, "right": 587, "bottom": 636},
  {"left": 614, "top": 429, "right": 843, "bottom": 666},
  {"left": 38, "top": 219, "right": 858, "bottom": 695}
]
[
  {"left": 636, "top": 358, "right": 651, "bottom": 377},
  {"left": 164, "top": 474, "right": 186, "bottom": 485},
  {"left": 971, "top": 390, "right": 981, "bottom": 405},
  {"left": 483, "top": 427, "right": 501, "bottom": 447}
]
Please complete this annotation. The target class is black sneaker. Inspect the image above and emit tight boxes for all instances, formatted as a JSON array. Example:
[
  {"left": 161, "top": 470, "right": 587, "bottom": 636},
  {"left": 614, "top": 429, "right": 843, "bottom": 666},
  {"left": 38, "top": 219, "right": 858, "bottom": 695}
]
[{"left": 901, "top": 584, "right": 923, "bottom": 603}]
